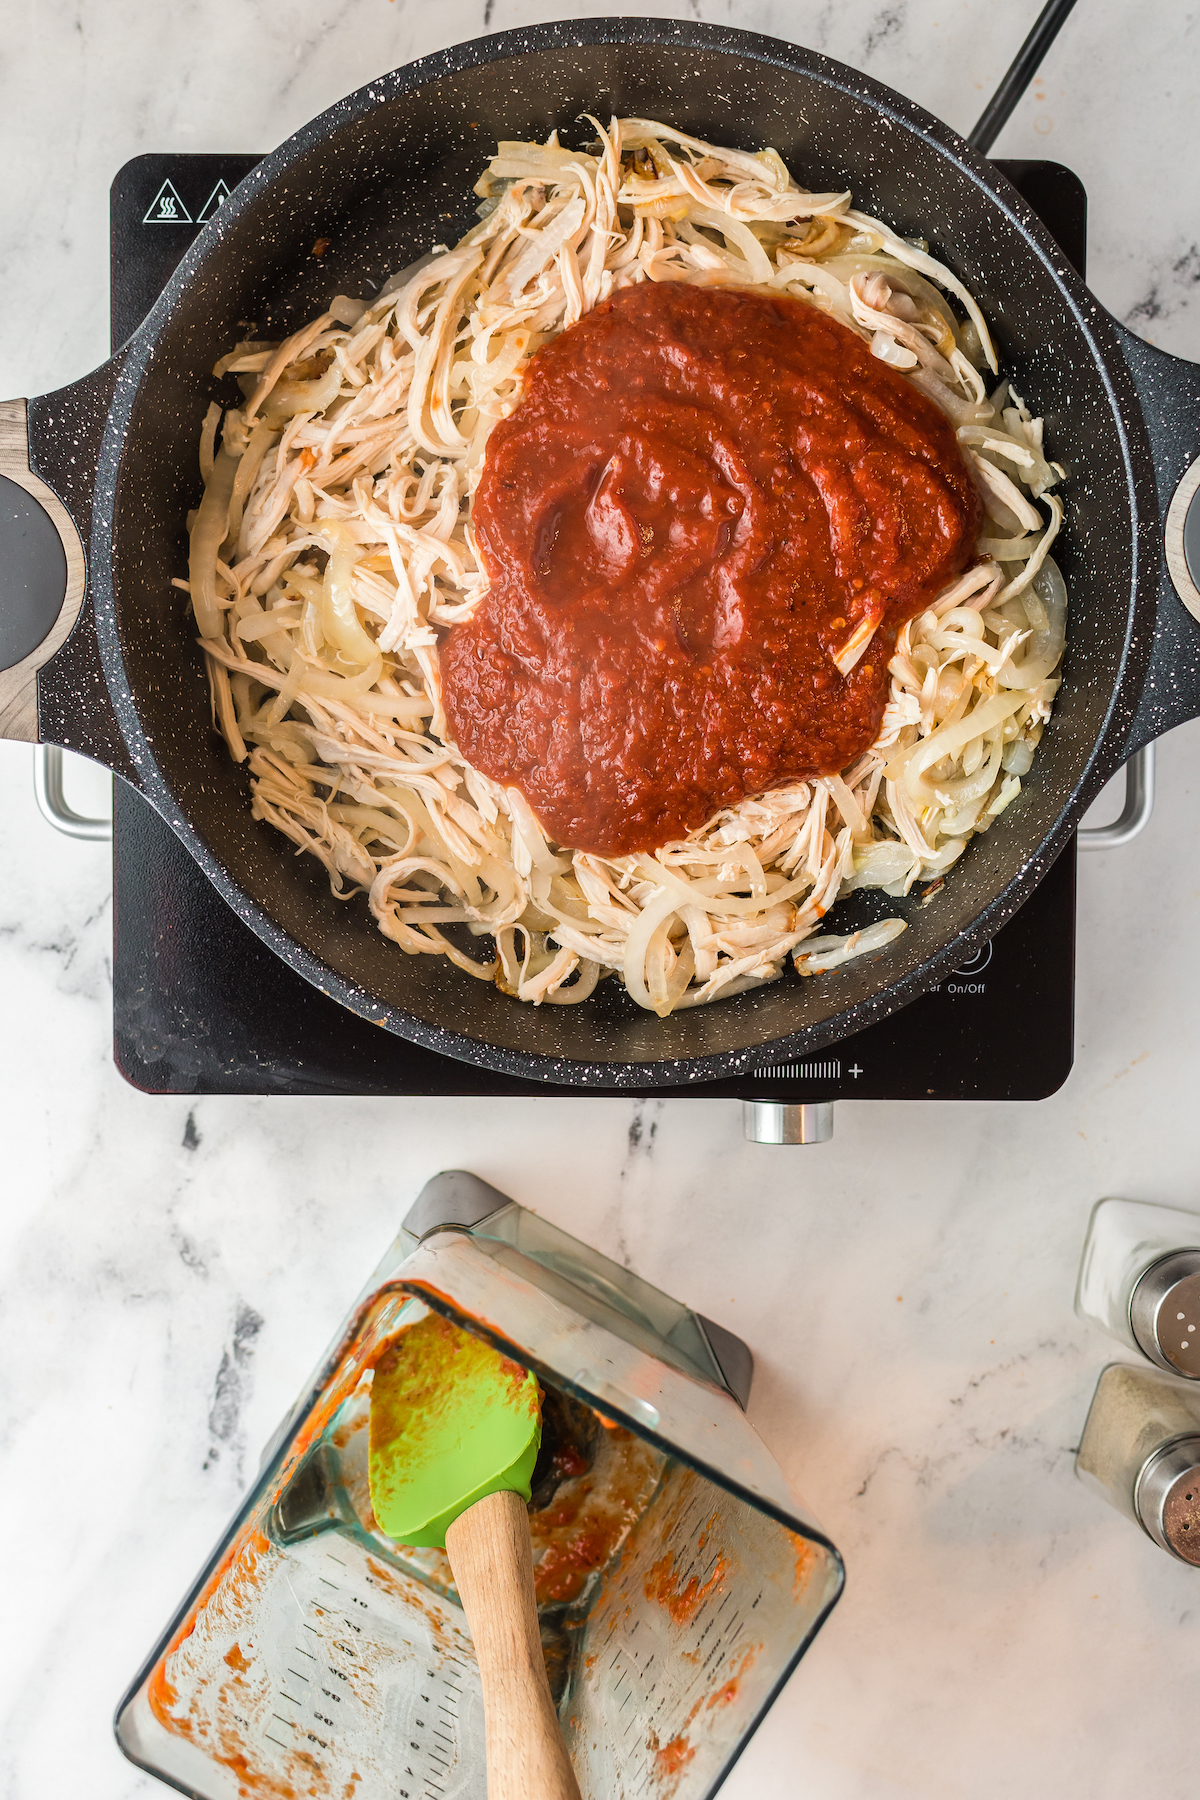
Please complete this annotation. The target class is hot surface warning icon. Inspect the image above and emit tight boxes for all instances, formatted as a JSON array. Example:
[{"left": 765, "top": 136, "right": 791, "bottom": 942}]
[
  {"left": 143, "top": 179, "right": 192, "bottom": 225},
  {"left": 198, "top": 179, "right": 232, "bottom": 222}
]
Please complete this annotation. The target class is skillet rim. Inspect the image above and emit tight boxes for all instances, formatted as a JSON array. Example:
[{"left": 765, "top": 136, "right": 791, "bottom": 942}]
[{"left": 88, "top": 16, "right": 1160, "bottom": 1087}]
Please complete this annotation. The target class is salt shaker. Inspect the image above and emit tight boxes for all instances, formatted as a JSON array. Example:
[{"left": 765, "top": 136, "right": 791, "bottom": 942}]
[
  {"left": 1075, "top": 1197, "right": 1200, "bottom": 1377},
  {"left": 1076, "top": 1363, "right": 1200, "bottom": 1564}
]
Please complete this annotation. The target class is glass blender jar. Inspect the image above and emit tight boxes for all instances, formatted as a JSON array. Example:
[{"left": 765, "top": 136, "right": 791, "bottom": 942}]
[{"left": 115, "top": 1172, "right": 844, "bottom": 1799}]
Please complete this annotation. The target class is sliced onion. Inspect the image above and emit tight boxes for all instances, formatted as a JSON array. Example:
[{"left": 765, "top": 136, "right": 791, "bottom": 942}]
[
  {"left": 541, "top": 956, "right": 602, "bottom": 1004},
  {"left": 996, "top": 554, "right": 1067, "bottom": 689},
  {"left": 189, "top": 446, "right": 239, "bottom": 637},
  {"left": 1002, "top": 737, "right": 1035, "bottom": 775},
  {"left": 317, "top": 521, "right": 382, "bottom": 670},
  {"left": 622, "top": 888, "right": 684, "bottom": 1010},
  {"left": 979, "top": 534, "right": 1037, "bottom": 561},
  {"left": 870, "top": 330, "right": 917, "bottom": 369},
  {"left": 794, "top": 917, "right": 908, "bottom": 974},
  {"left": 888, "top": 690, "right": 1028, "bottom": 801},
  {"left": 842, "top": 840, "right": 920, "bottom": 892},
  {"left": 933, "top": 728, "right": 1005, "bottom": 806},
  {"left": 688, "top": 204, "right": 773, "bottom": 285},
  {"left": 969, "top": 451, "right": 1044, "bottom": 535},
  {"left": 198, "top": 402, "right": 220, "bottom": 485},
  {"left": 263, "top": 362, "right": 342, "bottom": 424},
  {"left": 245, "top": 311, "right": 336, "bottom": 421},
  {"left": 820, "top": 254, "right": 958, "bottom": 339},
  {"left": 328, "top": 294, "right": 366, "bottom": 327}
]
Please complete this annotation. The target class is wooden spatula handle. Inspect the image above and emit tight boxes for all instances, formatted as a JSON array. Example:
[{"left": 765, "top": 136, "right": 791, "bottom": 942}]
[{"left": 445, "top": 1488, "right": 582, "bottom": 1800}]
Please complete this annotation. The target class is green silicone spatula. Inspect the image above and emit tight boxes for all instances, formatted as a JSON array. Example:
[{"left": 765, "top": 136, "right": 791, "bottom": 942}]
[{"left": 369, "top": 1312, "right": 582, "bottom": 1800}]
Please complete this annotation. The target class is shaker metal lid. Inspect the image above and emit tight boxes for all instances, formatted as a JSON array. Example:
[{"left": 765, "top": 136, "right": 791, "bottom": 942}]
[
  {"left": 1129, "top": 1249, "right": 1200, "bottom": 1377},
  {"left": 1134, "top": 1434, "right": 1200, "bottom": 1564}
]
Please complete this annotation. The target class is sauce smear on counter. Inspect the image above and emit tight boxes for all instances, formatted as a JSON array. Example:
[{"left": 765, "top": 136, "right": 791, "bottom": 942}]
[{"left": 442, "top": 282, "right": 980, "bottom": 856}]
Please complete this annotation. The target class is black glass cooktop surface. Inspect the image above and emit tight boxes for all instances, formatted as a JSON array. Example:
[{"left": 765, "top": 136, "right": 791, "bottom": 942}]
[{"left": 110, "top": 151, "right": 1081, "bottom": 1101}]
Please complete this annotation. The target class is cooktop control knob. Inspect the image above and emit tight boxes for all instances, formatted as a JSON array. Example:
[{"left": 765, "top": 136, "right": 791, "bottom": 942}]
[
  {"left": 743, "top": 1102, "right": 834, "bottom": 1144},
  {"left": 1130, "top": 1250, "right": 1200, "bottom": 1378}
]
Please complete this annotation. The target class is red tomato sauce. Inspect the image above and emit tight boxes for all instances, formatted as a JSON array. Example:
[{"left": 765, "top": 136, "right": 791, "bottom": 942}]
[{"left": 442, "top": 282, "right": 980, "bottom": 856}]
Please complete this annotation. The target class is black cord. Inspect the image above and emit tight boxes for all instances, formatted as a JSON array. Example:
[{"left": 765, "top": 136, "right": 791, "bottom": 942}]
[{"left": 967, "top": 0, "right": 1082, "bottom": 156}]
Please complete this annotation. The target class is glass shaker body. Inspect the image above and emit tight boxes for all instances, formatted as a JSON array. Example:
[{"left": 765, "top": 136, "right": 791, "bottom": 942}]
[
  {"left": 1076, "top": 1363, "right": 1200, "bottom": 1562},
  {"left": 1075, "top": 1198, "right": 1200, "bottom": 1375}
]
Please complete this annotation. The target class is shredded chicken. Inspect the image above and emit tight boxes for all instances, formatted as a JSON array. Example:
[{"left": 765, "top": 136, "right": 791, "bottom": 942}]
[{"left": 180, "top": 118, "right": 1068, "bottom": 1017}]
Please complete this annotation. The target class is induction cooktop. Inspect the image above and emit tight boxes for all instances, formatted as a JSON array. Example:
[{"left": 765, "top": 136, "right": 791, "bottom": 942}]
[{"left": 109, "top": 151, "right": 1081, "bottom": 1103}]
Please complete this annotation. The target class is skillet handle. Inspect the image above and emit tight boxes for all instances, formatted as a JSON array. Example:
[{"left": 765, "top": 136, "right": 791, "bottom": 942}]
[
  {"left": 1111, "top": 322, "right": 1200, "bottom": 761},
  {"left": 0, "top": 399, "right": 88, "bottom": 742},
  {"left": 0, "top": 355, "right": 141, "bottom": 784}
]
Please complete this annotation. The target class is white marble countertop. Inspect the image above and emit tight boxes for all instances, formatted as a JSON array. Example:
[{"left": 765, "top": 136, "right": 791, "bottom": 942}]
[{"left": 3, "top": 3, "right": 1200, "bottom": 1796}]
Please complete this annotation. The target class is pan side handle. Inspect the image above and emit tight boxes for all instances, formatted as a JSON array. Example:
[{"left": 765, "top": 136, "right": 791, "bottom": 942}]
[
  {"left": 0, "top": 355, "right": 141, "bottom": 784},
  {"left": 1112, "top": 323, "right": 1200, "bottom": 762},
  {"left": 0, "top": 399, "right": 88, "bottom": 742}
]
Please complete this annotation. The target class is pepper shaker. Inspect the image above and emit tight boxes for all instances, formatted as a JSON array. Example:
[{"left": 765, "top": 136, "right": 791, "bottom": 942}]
[
  {"left": 1075, "top": 1198, "right": 1200, "bottom": 1376},
  {"left": 1076, "top": 1363, "right": 1200, "bottom": 1564}
]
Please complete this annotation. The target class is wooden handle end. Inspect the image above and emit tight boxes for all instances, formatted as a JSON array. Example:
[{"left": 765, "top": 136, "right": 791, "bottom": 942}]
[{"left": 445, "top": 1489, "right": 582, "bottom": 1800}]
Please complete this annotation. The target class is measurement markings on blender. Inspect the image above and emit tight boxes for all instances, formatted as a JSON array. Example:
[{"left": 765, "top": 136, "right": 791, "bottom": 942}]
[
  {"left": 291, "top": 1543, "right": 470, "bottom": 1797},
  {"left": 411, "top": 1656, "right": 467, "bottom": 1797},
  {"left": 693, "top": 1586, "right": 737, "bottom": 1672},
  {"left": 678, "top": 1600, "right": 743, "bottom": 1706},
  {"left": 609, "top": 1636, "right": 666, "bottom": 1757},
  {"left": 612, "top": 1650, "right": 639, "bottom": 1733}
]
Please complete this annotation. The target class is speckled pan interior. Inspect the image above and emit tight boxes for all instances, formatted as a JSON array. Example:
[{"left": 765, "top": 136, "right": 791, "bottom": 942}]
[{"left": 87, "top": 19, "right": 1159, "bottom": 1085}]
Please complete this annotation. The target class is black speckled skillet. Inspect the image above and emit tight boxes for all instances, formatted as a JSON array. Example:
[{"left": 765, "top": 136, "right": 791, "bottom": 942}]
[{"left": 3, "top": 18, "right": 1200, "bottom": 1088}]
